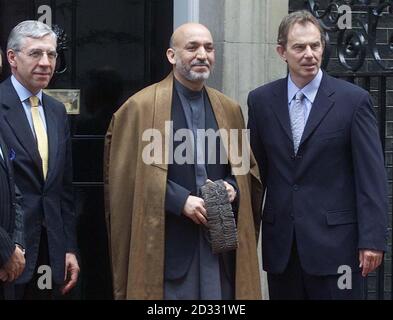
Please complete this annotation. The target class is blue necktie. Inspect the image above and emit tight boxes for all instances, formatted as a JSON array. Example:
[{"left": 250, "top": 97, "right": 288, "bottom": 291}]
[{"left": 290, "top": 91, "right": 305, "bottom": 154}]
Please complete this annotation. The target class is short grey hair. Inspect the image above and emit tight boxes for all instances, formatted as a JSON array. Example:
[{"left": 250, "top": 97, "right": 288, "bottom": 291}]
[
  {"left": 7, "top": 20, "right": 57, "bottom": 51},
  {"left": 277, "top": 10, "right": 325, "bottom": 48}
]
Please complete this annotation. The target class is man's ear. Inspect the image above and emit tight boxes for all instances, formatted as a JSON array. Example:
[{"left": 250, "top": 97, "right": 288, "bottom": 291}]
[
  {"left": 166, "top": 48, "right": 176, "bottom": 65},
  {"left": 276, "top": 45, "right": 287, "bottom": 62},
  {"left": 7, "top": 49, "right": 17, "bottom": 68}
]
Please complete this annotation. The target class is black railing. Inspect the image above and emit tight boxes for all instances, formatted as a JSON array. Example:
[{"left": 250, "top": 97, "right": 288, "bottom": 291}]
[{"left": 307, "top": 0, "right": 393, "bottom": 72}]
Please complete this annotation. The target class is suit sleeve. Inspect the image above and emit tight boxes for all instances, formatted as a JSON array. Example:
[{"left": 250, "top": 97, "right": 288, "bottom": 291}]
[
  {"left": 247, "top": 92, "right": 268, "bottom": 185},
  {"left": 60, "top": 107, "right": 78, "bottom": 254},
  {"left": 0, "top": 227, "right": 14, "bottom": 268},
  {"left": 12, "top": 184, "right": 25, "bottom": 248},
  {"left": 351, "top": 92, "right": 388, "bottom": 251},
  {"left": 165, "top": 179, "right": 191, "bottom": 216},
  {"left": 224, "top": 171, "right": 240, "bottom": 216},
  {"left": 247, "top": 92, "right": 266, "bottom": 236}
]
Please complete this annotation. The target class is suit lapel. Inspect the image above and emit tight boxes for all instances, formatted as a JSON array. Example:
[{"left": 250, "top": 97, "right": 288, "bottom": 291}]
[
  {"left": 299, "top": 73, "right": 335, "bottom": 146},
  {"left": 0, "top": 134, "right": 8, "bottom": 171},
  {"left": 0, "top": 79, "right": 42, "bottom": 173},
  {"left": 270, "top": 78, "right": 293, "bottom": 143},
  {"left": 267, "top": 74, "right": 335, "bottom": 151},
  {"left": 42, "top": 94, "right": 58, "bottom": 182}
]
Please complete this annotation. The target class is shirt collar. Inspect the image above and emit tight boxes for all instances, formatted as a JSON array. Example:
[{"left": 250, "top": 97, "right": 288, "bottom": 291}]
[
  {"left": 11, "top": 75, "right": 43, "bottom": 104},
  {"left": 287, "top": 68, "right": 323, "bottom": 104},
  {"left": 174, "top": 78, "right": 203, "bottom": 100}
]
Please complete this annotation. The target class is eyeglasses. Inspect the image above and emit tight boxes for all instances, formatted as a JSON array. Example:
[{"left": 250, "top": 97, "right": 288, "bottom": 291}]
[{"left": 17, "top": 49, "right": 58, "bottom": 61}]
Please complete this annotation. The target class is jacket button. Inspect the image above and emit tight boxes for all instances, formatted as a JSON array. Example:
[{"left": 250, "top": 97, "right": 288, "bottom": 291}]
[{"left": 293, "top": 184, "right": 299, "bottom": 191}]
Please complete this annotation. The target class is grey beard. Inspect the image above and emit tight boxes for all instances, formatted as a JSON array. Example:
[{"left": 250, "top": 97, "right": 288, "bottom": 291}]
[
  {"left": 175, "top": 61, "right": 212, "bottom": 82},
  {"left": 185, "top": 69, "right": 210, "bottom": 81}
]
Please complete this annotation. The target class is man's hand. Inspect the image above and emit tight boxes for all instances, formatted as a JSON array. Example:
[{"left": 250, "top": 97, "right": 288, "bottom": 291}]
[
  {"left": 206, "top": 179, "right": 237, "bottom": 203},
  {"left": 222, "top": 181, "right": 237, "bottom": 203},
  {"left": 0, "top": 245, "right": 25, "bottom": 282},
  {"left": 182, "top": 195, "right": 207, "bottom": 225},
  {"left": 61, "top": 253, "right": 80, "bottom": 295},
  {"left": 0, "top": 269, "right": 8, "bottom": 282},
  {"left": 359, "top": 249, "right": 383, "bottom": 277}
]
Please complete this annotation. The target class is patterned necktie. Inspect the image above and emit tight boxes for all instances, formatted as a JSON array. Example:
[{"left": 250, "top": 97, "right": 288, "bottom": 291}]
[
  {"left": 290, "top": 91, "right": 305, "bottom": 154},
  {"left": 30, "top": 96, "right": 48, "bottom": 179}
]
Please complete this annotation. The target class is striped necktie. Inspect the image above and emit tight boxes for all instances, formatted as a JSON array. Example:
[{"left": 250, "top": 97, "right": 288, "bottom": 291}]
[
  {"left": 29, "top": 96, "right": 48, "bottom": 179},
  {"left": 290, "top": 91, "right": 305, "bottom": 154}
]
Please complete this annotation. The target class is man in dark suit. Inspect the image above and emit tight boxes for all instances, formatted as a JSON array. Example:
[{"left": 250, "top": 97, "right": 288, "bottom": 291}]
[
  {"left": 0, "top": 48, "right": 26, "bottom": 300},
  {"left": 248, "top": 10, "right": 388, "bottom": 299},
  {"left": 0, "top": 20, "right": 79, "bottom": 299}
]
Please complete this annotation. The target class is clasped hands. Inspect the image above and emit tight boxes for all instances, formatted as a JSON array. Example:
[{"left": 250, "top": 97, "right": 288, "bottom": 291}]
[{"left": 182, "top": 180, "right": 236, "bottom": 225}]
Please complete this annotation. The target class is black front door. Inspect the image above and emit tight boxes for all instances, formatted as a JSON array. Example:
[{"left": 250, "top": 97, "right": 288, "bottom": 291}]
[{"left": 0, "top": 0, "right": 173, "bottom": 299}]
